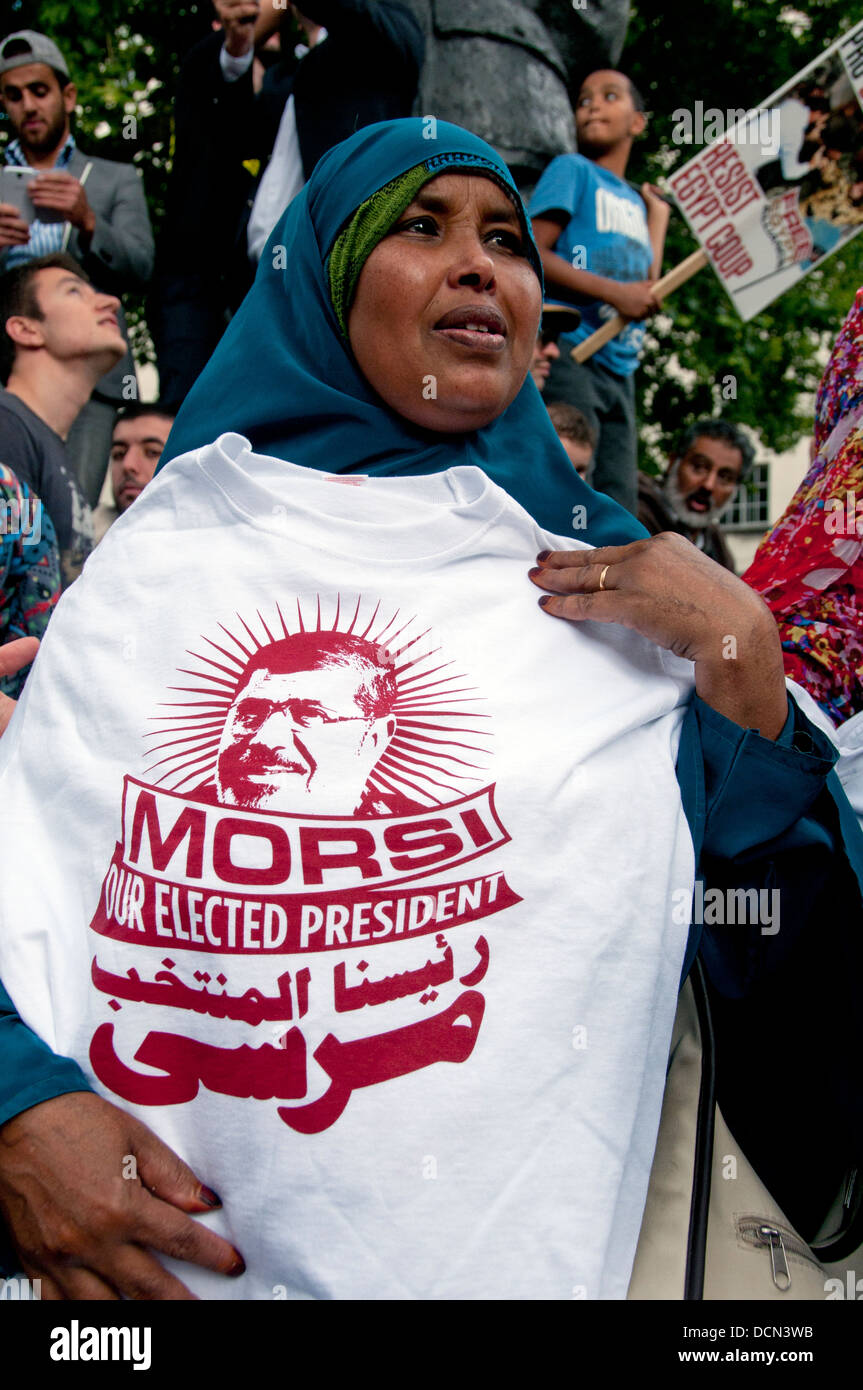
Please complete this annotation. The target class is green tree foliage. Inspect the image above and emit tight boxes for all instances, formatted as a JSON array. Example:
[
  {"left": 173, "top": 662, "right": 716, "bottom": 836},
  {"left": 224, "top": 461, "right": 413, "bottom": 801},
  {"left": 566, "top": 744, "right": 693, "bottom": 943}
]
[{"left": 625, "top": 0, "right": 863, "bottom": 468}]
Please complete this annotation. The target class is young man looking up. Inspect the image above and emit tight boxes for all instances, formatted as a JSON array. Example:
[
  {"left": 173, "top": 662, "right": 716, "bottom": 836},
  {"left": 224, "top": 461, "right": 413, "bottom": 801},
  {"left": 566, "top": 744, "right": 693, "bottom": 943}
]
[
  {"left": 529, "top": 70, "right": 670, "bottom": 514},
  {"left": 0, "top": 253, "right": 125, "bottom": 586}
]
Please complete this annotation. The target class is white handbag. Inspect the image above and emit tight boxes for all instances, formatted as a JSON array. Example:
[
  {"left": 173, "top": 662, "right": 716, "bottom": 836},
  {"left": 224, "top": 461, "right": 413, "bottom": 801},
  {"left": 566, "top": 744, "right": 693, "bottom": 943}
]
[{"left": 629, "top": 967, "right": 859, "bottom": 1299}]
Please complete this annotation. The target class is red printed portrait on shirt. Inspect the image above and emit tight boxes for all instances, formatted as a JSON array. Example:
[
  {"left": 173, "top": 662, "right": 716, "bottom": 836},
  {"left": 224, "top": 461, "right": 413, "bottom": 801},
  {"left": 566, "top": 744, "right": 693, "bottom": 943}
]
[
  {"left": 87, "top": 596, "right": 520, "bottom": 1132},
  {"left": 212, "top": 628, "right": 421, "bottom": 817}
]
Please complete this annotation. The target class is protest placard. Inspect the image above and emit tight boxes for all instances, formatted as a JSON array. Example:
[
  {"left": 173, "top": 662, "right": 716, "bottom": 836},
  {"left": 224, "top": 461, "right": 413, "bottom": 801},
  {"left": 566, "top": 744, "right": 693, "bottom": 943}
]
[{"left": 669, "top": 18, "right": 863, "bottom": 321}]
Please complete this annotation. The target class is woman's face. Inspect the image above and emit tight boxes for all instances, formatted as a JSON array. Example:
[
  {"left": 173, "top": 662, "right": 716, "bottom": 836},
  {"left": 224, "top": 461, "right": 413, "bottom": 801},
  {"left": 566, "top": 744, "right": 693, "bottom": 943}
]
[{"left": 347, "top": 174, "right": 541, "bottom": 432}]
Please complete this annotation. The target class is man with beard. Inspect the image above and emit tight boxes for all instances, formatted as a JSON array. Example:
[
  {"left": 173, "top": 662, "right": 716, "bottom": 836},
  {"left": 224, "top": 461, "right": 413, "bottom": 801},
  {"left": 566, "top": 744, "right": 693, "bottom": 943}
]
[
  {"left": 637, "top": 418, "right": 753, "bottom": 573},
  {"left": 0, "top": 31, "right": 154, "bottom": 507},
  {"left": 92, "top": 402, "right": 175, "bottom": 543}
]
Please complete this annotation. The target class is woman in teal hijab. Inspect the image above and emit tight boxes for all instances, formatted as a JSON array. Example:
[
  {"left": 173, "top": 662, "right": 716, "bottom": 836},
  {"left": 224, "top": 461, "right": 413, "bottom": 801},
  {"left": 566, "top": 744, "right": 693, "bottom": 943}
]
[
  {"left": 1, "top": 119, "right": 862, "bottom": 1303},
  {"left": 161, "top": 117, "right": 645, "bottom": 547}
]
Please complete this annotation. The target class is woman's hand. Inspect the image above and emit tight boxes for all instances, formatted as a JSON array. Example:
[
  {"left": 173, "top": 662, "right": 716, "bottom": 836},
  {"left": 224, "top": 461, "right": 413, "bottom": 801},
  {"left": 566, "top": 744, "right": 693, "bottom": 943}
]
[
  {"left": 0, "top": 638, "right": 39, "bottom": 736},
  {"left": 0, "top": 1092, "right": 245, "bottom": 1299},
  {"left": 529, "top": 533, "right": 788, "bottom": 740}
]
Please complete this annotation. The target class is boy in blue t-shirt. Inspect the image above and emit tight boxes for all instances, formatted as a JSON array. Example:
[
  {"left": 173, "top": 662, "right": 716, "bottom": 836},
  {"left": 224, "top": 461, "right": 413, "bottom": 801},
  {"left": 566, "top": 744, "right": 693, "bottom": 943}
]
[{"left": 529, "top": 71, "right": 670, "bottom": 515}]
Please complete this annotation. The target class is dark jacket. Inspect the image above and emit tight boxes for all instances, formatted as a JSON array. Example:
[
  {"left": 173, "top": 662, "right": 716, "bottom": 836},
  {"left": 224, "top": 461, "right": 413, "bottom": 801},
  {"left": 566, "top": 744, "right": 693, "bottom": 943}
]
[
  {"left": 637, "top": 469, "right": 737, "bottom": 573},
  {"left": 159, "top": 31, "right": 258, "bottom": 280},
  {"left": 255, "top": 0, "right": 424, "bottom": 183}
]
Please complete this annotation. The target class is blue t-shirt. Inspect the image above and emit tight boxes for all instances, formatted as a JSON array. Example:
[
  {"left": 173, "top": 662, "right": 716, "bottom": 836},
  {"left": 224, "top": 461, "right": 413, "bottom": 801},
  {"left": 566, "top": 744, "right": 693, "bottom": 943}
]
[{"left": 529, "top": 154, "right": 653, "bottom": 377}]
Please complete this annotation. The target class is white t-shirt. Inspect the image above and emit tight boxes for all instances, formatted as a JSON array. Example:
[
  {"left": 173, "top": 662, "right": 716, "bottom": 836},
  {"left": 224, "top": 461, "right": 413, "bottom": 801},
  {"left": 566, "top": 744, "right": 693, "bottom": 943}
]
[{"left": 0, "top": 434, "right": 696, "bottom": 1300}]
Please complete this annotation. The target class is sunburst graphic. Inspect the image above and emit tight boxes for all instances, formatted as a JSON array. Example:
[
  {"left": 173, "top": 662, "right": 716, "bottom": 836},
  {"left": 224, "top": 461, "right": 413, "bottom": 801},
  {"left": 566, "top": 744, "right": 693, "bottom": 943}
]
[{"left": 142, "top": 595, "right": 492, "bottom": 806}]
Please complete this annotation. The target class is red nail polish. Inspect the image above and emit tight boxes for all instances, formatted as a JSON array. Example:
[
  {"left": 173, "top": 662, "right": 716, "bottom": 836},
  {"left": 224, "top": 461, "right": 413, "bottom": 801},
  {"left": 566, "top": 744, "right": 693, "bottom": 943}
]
[
  {"left": 538, "top": 595, "right": 552, "bottom": 608},
  {"left": 200, "top": 1186, "right": 221, "bottom": 1208},
  {"left": 229, "top": 1253, "right": 246, "bottom": 1277},
  {"left": 536, "top": 550, "right": 551, "bottom": 562}
]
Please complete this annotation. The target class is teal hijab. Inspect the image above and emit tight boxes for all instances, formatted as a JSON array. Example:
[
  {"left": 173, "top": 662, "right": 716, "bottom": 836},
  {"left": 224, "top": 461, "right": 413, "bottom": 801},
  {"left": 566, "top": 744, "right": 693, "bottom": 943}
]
[{"left": 160, "top": 118, "right": 645, "bottom": 546}]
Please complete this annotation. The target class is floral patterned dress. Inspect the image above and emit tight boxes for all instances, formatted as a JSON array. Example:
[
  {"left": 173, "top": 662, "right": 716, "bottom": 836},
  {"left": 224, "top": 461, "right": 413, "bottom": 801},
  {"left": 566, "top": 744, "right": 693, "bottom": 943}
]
[{"left": 743, "top": 288, "right": 863, "bottom": 726}]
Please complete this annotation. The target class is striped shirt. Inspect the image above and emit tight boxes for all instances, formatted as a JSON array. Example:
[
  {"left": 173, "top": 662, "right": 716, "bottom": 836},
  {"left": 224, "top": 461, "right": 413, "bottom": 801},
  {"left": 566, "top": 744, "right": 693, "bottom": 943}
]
[{"left": 2, "top": 134, "right": 76, "bottom": 267}]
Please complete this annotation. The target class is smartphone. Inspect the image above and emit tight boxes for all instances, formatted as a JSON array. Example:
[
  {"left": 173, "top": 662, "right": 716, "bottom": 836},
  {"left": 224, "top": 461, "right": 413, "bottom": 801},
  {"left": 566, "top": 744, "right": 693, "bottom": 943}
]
[{"left": 0, "top": 166, "right": 66, "bottom": 224}]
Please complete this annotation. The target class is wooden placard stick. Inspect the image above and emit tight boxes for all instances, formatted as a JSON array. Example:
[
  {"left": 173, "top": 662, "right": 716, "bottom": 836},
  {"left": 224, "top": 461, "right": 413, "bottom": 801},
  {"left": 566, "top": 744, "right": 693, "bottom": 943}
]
[{"left": 570, "top": 248, "right": 709, "bottom": 364}]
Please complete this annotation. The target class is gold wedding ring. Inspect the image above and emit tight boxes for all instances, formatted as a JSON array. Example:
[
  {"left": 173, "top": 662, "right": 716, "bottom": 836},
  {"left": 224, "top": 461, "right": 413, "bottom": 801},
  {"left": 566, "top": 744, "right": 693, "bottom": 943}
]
[{"left": 598, "top": 564, "right": 610, "bottom": 592}]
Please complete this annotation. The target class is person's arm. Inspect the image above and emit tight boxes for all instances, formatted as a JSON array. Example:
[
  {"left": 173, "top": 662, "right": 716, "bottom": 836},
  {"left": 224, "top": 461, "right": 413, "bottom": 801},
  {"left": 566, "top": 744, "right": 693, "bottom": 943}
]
[
  {"left": 529, "top": 538, "right": 863, "bottom": 1237},
  {"left": 696, "top": 693, "right": 839, "bottom": 855},
  {"left": 71, "top": 164, "right": 155, "bottom": 293},
  {"left": 529, "top": 154, "right": 660, "bottom": 322},
  {"left": 257, "top": 0, "right": 423, "bottom": 67},
  {"left": 215, "top": 0, "right": 260, "bottom": 72},
  {"left": 0, "top": 1089, "right": 247, "bottom": 1297},
  {"left": 0, "top": 977, "right": 92, "bottom": 1135},
  {"left": 690, "top": 693, "right": 863, "bottom": 1242},
  {"left": 641, "top": 182, "right": 670, "bottom": 282},
  {"left": 26, "top": 162, "right": 153, "bottom": 290},
  {"left": 255, "top": 0, "right": 283, "bottom": 45},
  {"left": 0, "top": 972, "right": 88, "bottom": 1275},
  {"left": 532, "top": 216, "right": 661, "bottom": 321},
  {"left": 529, "top": 531, "right": 788, "bottom": 739},
  {"left": 171, "top": 27, "right": 260, "bottom": 179},
  {"left": 0, "top": 968, "right": 247, "bottom": 1296}
]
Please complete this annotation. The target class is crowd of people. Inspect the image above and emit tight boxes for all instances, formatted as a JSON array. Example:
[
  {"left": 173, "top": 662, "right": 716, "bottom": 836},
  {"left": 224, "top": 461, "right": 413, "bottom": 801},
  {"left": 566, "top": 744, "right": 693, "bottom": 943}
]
[
  {"left": 0, "top": 12, "right": 803, "bottom": 666},
  {"left": 0, "top": 7, "right": 823, "bottom": 696},
  {"left": 0, "top": 6, "right": 861, "bottom": 1306}
]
